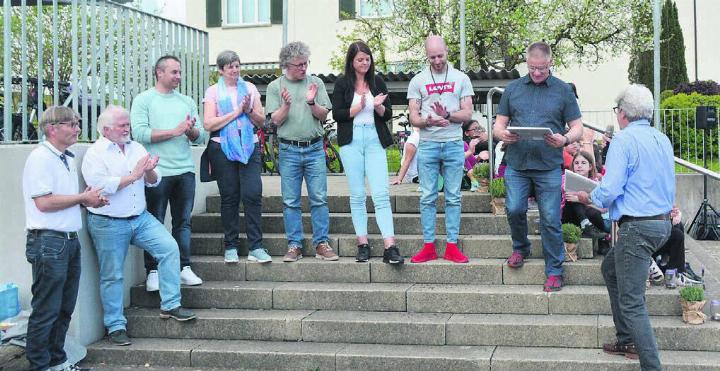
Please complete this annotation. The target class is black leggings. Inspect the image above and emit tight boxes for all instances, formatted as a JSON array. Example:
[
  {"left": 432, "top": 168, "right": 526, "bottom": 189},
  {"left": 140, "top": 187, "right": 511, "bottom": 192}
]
[
  {"left": 652, "top": 222, "right": 685, "bottom": 273},
  {"left": 562, "top": 201, "right": 609, "bottom": 233}
]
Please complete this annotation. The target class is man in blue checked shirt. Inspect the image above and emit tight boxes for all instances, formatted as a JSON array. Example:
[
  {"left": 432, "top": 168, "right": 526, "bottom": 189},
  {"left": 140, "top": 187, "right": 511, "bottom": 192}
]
[{"left": 570, "top": 84, "right": 674, "bottom": 371}]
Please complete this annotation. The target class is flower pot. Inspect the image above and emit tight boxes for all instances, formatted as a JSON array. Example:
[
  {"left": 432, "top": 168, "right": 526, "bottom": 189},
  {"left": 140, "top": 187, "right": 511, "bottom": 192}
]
[
  {"left": 564, "top": 242, "right": 579, "bottom": 262},
  {"left": 680, "top": 299, "right": 707, "bottom": 325},
  {"left": 491, "top": 197, "right": 506, "bottom": 215}
]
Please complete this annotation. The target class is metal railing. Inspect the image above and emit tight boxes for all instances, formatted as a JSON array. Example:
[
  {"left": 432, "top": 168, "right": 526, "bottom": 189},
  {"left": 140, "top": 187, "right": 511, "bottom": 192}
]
[{"left": 1, "top": 0, "right": 209, "bottom": 143}]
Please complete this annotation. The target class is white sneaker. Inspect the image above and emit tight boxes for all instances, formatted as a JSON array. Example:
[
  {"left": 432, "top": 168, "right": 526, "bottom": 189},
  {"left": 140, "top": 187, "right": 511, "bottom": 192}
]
[
  {"left": 180, "top": 266, "right": 203, "bottom": 286},
  {"left": 145, "top": 270, "right": 159, "bottom": 292}
]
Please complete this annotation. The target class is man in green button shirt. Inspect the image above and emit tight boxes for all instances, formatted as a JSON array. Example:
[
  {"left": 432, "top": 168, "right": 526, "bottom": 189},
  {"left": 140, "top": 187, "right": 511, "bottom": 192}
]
[{"left": 265, "top": 41, "right": 338, "bottom": 263}]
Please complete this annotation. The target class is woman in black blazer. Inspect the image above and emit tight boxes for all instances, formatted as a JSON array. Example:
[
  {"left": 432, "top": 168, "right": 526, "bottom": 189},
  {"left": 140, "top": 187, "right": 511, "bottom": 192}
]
[{"left": 331, "top": 41, "right": 402, "bottom": 265}]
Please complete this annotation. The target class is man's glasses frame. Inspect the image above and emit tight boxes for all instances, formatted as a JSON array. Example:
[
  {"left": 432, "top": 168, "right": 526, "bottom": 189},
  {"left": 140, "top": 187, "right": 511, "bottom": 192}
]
[
  {"left": 287, "top": 60, "right": 310, "bottom": 69},
  {"left": 53, "top": 121, "right": 81, "bottom": 129}
]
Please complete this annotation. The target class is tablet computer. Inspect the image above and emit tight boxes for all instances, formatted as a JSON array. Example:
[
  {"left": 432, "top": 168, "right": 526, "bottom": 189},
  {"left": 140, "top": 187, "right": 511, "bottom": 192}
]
[
  {"left": 507, "top": 126, "right": 553, "bottom": 141},
  {"left": 565, "top": 170, "right": 599, "bottom": 193}
]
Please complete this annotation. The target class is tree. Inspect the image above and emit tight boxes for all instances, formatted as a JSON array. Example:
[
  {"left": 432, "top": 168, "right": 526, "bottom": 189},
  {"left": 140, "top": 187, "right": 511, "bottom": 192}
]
[
  {"left": 628, "top": 0, "right": 688, "bottom": 91},
  {"left": 332, "top": 0, "right": 645, "bottom": 73},
  {"left": 330, "top": 16, "right": 388, "bottom": 72}
]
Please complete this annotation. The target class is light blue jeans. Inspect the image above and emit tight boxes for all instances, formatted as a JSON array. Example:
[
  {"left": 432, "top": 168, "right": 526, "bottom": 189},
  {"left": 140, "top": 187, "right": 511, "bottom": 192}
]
[
  {"left": 417, "top": 140, "right": 464, "bottom": 243},
  {"left": 279, "top": 140, "right": 329, "bottom": 247},
  {"left": 339, "top": 124, "right": 394, "bottom": 238},
  {"left": 87, "top": 210, "right": 181, "bottom": 333}
]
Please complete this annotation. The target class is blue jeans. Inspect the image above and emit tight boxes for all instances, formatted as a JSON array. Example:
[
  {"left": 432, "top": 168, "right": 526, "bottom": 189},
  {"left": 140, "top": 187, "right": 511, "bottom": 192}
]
[
  {"left": 417, "top": 140, "right": 464, "bottom": 243},
  {"left": 87, "top": 211, "right": 181, "bottom": 333},
  {"left": 144, "top": 171, "right": 196, "bottom": 271},
  {"left": 505, "top": 166, "right": 564, "bottom": 276},
  {"left": 602, "top": 219, "right": 671, "bottom": 371},
  {"left": 279, "top": 140, "right": 329, "bottom": 247},
  {"left": 339, "top": 124, "right": 394, "bottom": 238},
  {"left": 24, "top": 232, "right": 81, "bottom": 371},
  {"left": 207, "top": 141, "right": 264, "bottom": 252}
]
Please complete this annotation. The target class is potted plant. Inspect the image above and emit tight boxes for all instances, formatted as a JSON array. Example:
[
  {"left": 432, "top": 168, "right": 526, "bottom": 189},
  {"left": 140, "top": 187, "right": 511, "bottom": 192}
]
[
  {"left": 473, "top": 163, "right": 491, "bottom": 192},
  {"left": 489, "top": 178, "right": 506, "bottom": 215},
  {"left": 679, "top": 286, "right": 707, "bottom": 325},
  {"left": 562, "top": 223, "right": 582, "bottom": 262}
]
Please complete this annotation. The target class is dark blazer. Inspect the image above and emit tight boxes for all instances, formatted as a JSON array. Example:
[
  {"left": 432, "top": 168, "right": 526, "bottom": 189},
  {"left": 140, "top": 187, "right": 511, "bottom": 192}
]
[{"left": 332, "top": 74, "right": 393, "bottom": 148}]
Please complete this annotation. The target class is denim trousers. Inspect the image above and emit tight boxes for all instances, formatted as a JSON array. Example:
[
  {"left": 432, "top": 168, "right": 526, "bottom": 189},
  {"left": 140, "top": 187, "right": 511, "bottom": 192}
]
[
  {"left": 602, "top": 220, "right": 671, "bottom": 371},
  {"left": 417, "top": 140, "right": 464, "bottom": 243},
  {"left": 505, "top": 166, "right": 564, "bottom": 276},
  {"left": 24, "top": 232, "right": 81, "bottom": 371},
  {"left": 207, "top": 141, "right": 264, "bottom": 252},
  {"left": 144, "top": 171, "right": 196, "bottom": 271},
  {"left": 339, "top": 124, "right": 394, "bottom": 238},
  {"left": 279, "top": 140, "right": 329, "bottom": 247},
  {"left": 88, "top": 211, "right": 181, "bottom": 333}
]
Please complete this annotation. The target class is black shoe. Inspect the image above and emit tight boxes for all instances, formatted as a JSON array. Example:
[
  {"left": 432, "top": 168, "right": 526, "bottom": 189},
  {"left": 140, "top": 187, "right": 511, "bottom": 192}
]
[
  {"left": 684, "top": 263, "right": 703, "bottom": 282},
  {"left": 355, "top": 244, "right": 371, "bottom": 262},
  {"left": 383, "top": 246, "right": 404, "bottom": 265},
  {"left": 108, "top": 329, "right": 131, "bottom": 346},
  {"left": 582, "top": 224, "right": 606, "bottom": 239},
  {"left": 159, "top": 306, "right": 197, "bottom": 321}
]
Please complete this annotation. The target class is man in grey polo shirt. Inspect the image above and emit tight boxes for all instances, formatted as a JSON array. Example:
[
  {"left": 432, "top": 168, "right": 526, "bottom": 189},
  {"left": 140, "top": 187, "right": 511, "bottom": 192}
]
[{"left": 492, "top": 41, "right": 583, "bottom": 292}]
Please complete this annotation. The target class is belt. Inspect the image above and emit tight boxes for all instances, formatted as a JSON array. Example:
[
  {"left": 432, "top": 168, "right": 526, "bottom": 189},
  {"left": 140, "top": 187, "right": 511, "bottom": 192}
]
[
  {"left": 279, "top": 137, "right": 322, "bottom": 147},
  {"left": 88, "top": 211, "right": 140, "bottom": 220},
  {"left": 618, "top": 213, "right": 670, "bottom": 227},
  {"left": 29, "top": 229, "right": 78, "bottom": 239}
]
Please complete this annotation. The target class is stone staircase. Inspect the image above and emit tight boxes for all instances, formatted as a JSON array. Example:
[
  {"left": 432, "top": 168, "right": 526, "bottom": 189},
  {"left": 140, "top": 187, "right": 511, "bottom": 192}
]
[{"left": 84, "top": 184, "right": 720, "bottom": 370}]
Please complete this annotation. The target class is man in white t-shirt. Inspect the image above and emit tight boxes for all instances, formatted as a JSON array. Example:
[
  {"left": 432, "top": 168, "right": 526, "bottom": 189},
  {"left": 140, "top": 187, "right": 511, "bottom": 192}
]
[
  {"left": 22, "top": 106, "right": 107, "bottom": 371},
  {"left": 406, "top": 35, "right": 474, "bottom": 264},
  {"left": 391, "top": 128, "right": 420, "bottom": 184}
]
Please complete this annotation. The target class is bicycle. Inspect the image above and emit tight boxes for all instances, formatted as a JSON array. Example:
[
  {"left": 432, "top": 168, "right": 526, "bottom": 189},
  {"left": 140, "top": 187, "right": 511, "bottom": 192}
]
[
  {"left": 322, "top": 119, "right": 343, "bottom": 173},
  {"left": 257, "top": 120, "right": 280, "bottom": 175}
]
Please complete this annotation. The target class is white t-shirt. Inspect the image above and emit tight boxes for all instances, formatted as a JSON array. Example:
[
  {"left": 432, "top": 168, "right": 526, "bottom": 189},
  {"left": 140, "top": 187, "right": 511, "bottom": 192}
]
[
  {"left": 401, "top": 130, "right": 420, "bottom": 183},
  {"left": 407, "top": 64, "right": 474, "bottom": 142},
  {"left": 23, "top": 142, "right": 82, "bottom": 232},
  {"left": 352, "top": 92, "right": 375, "bottom": 125}
]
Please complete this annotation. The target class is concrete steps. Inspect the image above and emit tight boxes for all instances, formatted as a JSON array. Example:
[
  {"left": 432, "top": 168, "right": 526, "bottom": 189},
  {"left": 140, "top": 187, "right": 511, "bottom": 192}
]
[
  {"left": 117, "top": 308, "right": 720, "bottom": 351},
  {"left": 191, "top": 232, "right": 594, "bottom": 259},
  {"left": 84, "top": 339, "right": 720, "bottom": 370},
  {"left": 130, "top": 281, "right": 681, "bottom": 315}
]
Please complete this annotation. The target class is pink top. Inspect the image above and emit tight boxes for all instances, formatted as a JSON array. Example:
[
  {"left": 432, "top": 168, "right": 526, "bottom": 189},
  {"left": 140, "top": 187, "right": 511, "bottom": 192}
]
[{"left": 203, "top": 81, "right": 261, "bottom": 143}]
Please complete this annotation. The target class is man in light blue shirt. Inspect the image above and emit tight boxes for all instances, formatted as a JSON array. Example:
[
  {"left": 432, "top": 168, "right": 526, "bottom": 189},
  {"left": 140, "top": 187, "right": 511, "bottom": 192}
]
[{"left": 571, "top": 84, "right": 674, "bottom": 371}]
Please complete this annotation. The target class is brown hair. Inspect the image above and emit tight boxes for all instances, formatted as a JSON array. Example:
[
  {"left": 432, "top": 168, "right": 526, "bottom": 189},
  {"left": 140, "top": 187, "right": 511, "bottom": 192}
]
[{"left": 572, "top": 150, "right": 597, "bottom": 179}]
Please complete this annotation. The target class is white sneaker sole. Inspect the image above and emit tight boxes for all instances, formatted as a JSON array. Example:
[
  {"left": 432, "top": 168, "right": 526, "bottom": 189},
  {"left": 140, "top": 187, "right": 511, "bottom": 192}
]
[
  {"left": 181, "top": 280, "right": 203, "bottom": 286},
  {"left": 283, "top": 255, "right": 302, "bottom": 262},
  {"left": 248, "top": 256, "right": 272, "bottom": 263},
  {"left": 145, "top": 286, "right": 159, "bottom": 292},
  {"left": 315, "top": 255, "right": 339, "bottom": 261}
]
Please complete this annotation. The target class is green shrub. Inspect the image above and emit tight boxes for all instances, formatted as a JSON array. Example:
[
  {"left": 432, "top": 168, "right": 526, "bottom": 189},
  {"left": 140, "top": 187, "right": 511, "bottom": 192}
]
[
  {"left": 679, "top": 286, "right": 705, "bottom": 302},
  {"left": 473, "top": 162, "right": 490, "bottom": 179},
  {"left": 489, "top": 178, "right": 506, "bottom": 198},
  {"left": 660, "top": 89, "right": 675, "bottom": 102},
  {"left": 386, "top": 146, "right": 401, "bottom": 173},
  {"left": 561, "top": 223, "right": 582, "bottom": 244},
  {"left": 660, "top": 92, "right": 720, "bottom": 160}
]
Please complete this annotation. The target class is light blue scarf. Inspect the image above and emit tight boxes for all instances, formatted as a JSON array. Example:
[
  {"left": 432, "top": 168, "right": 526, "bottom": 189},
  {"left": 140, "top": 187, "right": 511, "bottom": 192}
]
[{"left": 217, "top": 78, "right": 255, "bottom": 163}]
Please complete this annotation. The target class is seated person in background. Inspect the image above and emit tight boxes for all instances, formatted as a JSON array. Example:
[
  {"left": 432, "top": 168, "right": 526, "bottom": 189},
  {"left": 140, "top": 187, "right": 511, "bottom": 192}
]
[
  {"left": 391, "top": 127, "right": 420, "bottom": 184},
  {"left": 648, "top": 206, "right": 703, "bottom": 286},
  {"left": 562, "top": 140, "right": 580, "bottom": 170},
  {"left": 462, "top": 119, "right": 489, "bottom": 191},
  {"left": 563, "top": 150, "right": 609, "bottom": 237}
]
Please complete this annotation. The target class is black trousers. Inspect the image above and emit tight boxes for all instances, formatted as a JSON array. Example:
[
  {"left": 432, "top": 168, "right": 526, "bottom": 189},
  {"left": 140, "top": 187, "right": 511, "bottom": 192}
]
[
  {"left": 652, "top": 222, "right": 685, "bottom": 272},
  {"left": 562, "top": 201, "right": 609, "bottom": 233}
]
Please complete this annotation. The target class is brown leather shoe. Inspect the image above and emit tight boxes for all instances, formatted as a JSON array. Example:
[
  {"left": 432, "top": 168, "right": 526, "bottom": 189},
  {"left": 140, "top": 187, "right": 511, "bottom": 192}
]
[
  {"left": 315, "top": 241, "right": 339, "bottom": 261},
  {"left": 283, "top": 246, "right": 303, "bottom": 262},
  {"left": 603, "top": 341, "right": 639, "bottom": 360}
]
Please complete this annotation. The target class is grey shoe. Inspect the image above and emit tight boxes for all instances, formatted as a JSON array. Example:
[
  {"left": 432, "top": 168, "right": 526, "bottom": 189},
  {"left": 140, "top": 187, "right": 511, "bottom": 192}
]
[
  {"left": 159, "top": 306, "right": 197, "bottom": 321},
  {"left": 108, "top": 329, "right": 131, "bottom": 346}
]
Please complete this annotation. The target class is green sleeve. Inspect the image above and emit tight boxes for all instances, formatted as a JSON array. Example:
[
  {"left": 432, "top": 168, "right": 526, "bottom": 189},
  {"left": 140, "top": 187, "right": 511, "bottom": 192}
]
[{"left": 130, "top": 91, "right": 153, "bottom": 144}]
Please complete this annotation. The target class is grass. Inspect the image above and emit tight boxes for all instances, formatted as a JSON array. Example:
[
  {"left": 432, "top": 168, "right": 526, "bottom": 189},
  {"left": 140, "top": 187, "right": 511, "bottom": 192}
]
[
  {"left": 387, "top": 146, "right": 401, "bottom": 173},
  {"left": 675, "top": 157, "right": 720, "bottom": 173}
]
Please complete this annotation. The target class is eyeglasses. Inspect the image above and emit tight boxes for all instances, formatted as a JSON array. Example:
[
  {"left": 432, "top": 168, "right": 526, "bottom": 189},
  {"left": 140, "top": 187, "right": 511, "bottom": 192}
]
[
  {"left": 287, "top": 60, "right": 309, "bottom": 69},
  {"left": 612, "top": 106, "right": 622, "bottom": 114},
  {"left": 53, "top": 121, "right": 81, "bottom": 129},
  {"left": 527, "top": 65, "right": 550, "bottom": 73},
  {"left": 468, "top": 128, "right": 484, "bottom": 132}
]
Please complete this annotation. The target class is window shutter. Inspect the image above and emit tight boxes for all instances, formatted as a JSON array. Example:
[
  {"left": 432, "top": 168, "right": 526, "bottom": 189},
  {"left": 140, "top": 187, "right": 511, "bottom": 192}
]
[
  {"left": 270, "top": 0, "right": 283, "bottom": 24},
  {"left": 206, "top": 0, "right": 222, "bottom": 28},
  {"left": 339, "top": 0, "right": 356, "bottom": 20}
]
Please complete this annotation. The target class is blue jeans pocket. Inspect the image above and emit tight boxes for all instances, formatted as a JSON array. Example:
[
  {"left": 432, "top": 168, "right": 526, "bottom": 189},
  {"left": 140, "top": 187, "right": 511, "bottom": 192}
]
[
  {"left": 25, "top": 233, "right": 38, "bottom": 263},
  {"left": 39, "top": 235, "right": 67, "bottom": 259}
]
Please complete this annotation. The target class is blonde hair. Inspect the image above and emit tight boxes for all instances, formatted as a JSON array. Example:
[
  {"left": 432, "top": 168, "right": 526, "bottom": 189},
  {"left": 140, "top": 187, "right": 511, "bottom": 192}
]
[{"left": 38, "top": 106, "right": 80, "bottom": 136}]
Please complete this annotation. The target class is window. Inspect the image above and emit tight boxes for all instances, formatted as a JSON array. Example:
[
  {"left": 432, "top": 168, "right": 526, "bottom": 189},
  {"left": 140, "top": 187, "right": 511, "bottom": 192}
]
[
  {"left": 226, "top": 0, "right": 271, "bottom": 26},
  {"left": 358, "top": 0, "right": 392, "bottom": 18}
]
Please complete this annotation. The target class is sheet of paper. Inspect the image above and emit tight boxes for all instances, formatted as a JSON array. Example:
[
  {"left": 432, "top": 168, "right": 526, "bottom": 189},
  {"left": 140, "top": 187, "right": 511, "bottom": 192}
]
[{"left": 565, "top": 170, "right": 599, "bottom": 193}]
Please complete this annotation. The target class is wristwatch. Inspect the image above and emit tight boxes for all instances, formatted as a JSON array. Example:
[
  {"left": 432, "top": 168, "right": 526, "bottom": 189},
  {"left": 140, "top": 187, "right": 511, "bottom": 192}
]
[
  {"left": 443, "top": 112, "right": 451, "bottom": 120},
  {"left": 307, "top": 100, "right": 316, "bottom": 106}
]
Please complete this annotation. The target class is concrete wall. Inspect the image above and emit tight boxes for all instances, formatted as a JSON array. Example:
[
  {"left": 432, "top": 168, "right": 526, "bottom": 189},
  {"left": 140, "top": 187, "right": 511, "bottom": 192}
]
[{"left": 0, "top": 144, "right": 217, "bottom": 345}]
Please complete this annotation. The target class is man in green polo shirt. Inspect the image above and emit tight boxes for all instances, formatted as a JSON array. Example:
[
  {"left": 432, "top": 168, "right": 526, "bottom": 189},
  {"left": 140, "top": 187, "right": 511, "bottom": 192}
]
[{"left": 131, "top": 55, "right": 208, "bottom": 291}]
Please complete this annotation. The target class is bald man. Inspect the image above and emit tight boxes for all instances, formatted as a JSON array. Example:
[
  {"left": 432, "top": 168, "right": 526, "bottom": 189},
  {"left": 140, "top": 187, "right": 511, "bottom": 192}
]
[{"left": 407, "top": 35, "right": 474, "bottom": 264}]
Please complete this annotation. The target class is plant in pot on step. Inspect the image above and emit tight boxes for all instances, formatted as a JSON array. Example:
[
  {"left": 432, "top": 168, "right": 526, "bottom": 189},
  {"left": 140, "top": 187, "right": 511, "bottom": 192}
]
[
  {"left": 561, "top": 223, "right": 582, "bottom": 262},
  {"left": 472, "top": 163, "right": 490, "bottom": 192},
  {"left": 679, "top": 286, "right": 707, "bottom": 325},
  {"left": 489, "top": 177, "right": 506, "bottom": 215}
]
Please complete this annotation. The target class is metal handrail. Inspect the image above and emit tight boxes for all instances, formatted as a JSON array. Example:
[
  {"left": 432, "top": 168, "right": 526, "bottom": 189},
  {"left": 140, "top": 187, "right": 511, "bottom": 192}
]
[{"left": 485, "top": 87, "right": 504, "bottom": 178}]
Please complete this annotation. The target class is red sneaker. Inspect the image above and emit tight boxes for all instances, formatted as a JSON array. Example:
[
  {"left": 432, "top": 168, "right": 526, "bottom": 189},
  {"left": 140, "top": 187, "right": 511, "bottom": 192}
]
[
  {"left": 507, "top": 251, "right": 525, "bottom": 268},
  {"left": 543, "top": 275, "right": 564, "bottom": 292},
  {"left": 443, "top": 242, "right": 469, "bottom": 263},
  {"left": 411, "top": 242, "right": 438, "bottom": 263}
]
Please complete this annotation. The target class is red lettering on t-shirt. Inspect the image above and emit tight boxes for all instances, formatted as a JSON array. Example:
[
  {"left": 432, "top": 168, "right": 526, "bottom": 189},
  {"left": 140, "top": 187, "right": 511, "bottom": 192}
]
[{"left": 425, "top": 82, "right": 456, "bottom": 95}]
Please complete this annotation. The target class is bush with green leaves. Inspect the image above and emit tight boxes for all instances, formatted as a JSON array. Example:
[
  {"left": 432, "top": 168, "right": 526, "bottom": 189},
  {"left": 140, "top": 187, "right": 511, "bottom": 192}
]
[
  {"left": 473, "top": 163, "right": 490, "bottom": 179},
  {"left": 489, "top": 178, "right": 506, "bottom": 198},
  {"left": 562, "top": 223, "right": 582, "bottom": 244},
  {"left": 679, "top": 286, "right": 705, "bottom": 302},
  {"left": 660, "top": 92, "right": 720, "bottom": 161}
]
